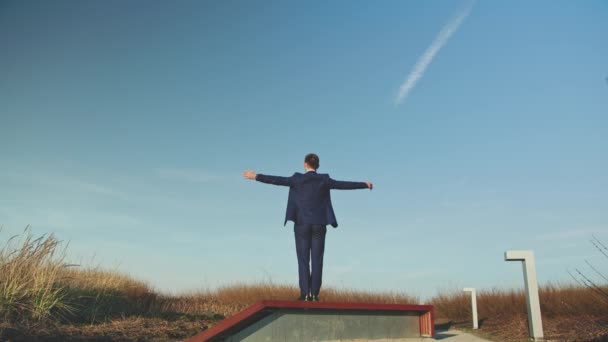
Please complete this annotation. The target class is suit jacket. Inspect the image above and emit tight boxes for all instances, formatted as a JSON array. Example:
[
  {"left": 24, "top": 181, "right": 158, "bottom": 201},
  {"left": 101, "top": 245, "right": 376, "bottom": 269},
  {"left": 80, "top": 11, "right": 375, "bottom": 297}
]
[{"left": 255, "top": 171, "right": 367, "bottom": 228}]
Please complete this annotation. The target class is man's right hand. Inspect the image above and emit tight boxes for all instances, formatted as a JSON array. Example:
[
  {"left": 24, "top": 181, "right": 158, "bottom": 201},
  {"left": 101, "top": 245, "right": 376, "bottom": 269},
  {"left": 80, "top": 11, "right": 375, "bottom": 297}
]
[
  {"left": 366, "top": 182, "right": 373, "bottom": 190},
  {"left": 243, "top": 169, "right": 257, "bottom": 180}
]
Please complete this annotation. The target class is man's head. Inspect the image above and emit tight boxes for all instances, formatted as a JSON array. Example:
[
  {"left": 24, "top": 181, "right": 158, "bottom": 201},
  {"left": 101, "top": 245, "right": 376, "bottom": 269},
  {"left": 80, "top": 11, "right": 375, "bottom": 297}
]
[{"left": 304, "top": 153, "right": 320, "bottom": 171}]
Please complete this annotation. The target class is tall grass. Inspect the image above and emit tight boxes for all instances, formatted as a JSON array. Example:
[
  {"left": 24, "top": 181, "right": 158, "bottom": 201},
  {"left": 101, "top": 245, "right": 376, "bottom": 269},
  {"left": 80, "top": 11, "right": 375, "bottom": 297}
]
[
  {"left": 0, "top": 228, "right": 418, "bottom": 327},
  {"left": 0, "top": 227, "right": 73, "bottom": 324},
  {"left": 432, "top": 284, "right": 608, "bottom": 341},
  {"left": 0, "top": 227, "right": 159, "bottom": 326},
  {"left": 2, "top": 227, "right": 607, "bottom": 341},
  {"left": 159, "top": 282, "right": 418, "bottom": 317},
  {"left": 433, "top": 283, "right": 608, "bottom": 320},
  {"left": 59, "top": 267, "right": 158, "bottom": 323}
]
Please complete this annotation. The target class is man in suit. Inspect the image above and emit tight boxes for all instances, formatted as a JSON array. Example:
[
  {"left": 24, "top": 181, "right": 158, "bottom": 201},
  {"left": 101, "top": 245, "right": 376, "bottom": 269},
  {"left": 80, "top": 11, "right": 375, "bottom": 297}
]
[{"left": 243, "top": 153, "right": 372, "bottom": 301}]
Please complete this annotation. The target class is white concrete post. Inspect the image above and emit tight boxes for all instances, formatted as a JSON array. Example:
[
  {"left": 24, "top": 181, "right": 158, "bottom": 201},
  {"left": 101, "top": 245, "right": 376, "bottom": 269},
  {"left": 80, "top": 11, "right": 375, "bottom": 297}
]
[
  {"left": 505, "top": 250, "right": 544, "bottom": 341},
  {"left": 463, "top": 288, "right": 478, "bottom": 329}
]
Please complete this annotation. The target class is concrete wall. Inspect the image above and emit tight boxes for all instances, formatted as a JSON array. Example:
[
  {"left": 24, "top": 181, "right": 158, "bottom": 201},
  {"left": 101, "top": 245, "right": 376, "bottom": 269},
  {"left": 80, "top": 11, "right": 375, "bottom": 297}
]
[{"left": 222, "top": 309, "right": 421, "bottom": 342}]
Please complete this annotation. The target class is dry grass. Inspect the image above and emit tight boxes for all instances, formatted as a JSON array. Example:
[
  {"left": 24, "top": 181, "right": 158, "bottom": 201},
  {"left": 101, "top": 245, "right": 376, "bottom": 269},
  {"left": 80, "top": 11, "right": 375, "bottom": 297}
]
[
  {"left": 0, "top": 316, "right": 214, "bottom": 342},
  {"left": 159, "top": 282, "right": 418, "bottom": 318},
  {"left": 0, "top": 227, "right": 73, "bottom": 325},
  {"left": 59, "top": 267, "right": 159, "bottom": 324},
  {"left": 432, "top": 285, "right": 608, "bottom": 341},
  {"left": 434, "top": 284, "right": 608, "bottom": 321},
  {"left": 0, "top": 228, "right": 419, "bottom": 340},
  {"left": 2, "top": 227, "right": 608, "bottom": 341}
]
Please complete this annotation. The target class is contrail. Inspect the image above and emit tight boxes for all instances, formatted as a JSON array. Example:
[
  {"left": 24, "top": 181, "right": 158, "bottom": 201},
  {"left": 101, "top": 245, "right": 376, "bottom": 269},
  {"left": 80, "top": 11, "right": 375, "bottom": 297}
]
[{"left": 395, "top": 2, "right": 475, "bottom": 105}]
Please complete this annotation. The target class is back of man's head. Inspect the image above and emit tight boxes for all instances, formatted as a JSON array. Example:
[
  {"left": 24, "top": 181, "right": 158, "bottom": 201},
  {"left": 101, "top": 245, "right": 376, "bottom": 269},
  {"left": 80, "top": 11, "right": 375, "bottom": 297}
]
[{"left": 305, "top": 153, "right": 320, "bottom": 170}]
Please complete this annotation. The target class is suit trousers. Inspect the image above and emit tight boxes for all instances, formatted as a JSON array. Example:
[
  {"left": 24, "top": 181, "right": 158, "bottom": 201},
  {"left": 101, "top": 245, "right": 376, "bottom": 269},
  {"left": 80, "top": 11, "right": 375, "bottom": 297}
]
[{"left": 294, "top": 223, "right": 327, "bottom": 297}]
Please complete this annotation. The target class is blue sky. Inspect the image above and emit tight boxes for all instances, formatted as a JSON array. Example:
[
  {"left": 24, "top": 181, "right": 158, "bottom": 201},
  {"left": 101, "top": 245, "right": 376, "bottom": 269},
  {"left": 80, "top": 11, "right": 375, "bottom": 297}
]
[{"left": 1, "top": 0, "right": 607, "bottom": 299}]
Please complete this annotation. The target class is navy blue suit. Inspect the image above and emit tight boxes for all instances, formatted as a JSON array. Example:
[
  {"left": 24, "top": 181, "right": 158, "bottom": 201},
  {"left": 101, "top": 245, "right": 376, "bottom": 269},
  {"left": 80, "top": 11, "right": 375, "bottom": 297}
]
[{"left": 255, "top": 170, "right": 368, "bottom": 297}]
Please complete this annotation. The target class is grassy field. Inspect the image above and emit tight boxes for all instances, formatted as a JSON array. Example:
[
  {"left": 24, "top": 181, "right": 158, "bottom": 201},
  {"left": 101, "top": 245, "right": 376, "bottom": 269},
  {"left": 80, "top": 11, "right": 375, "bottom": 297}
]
[
  {"left": 1, "top": 228, "right": 607, "bottom": 341},
  {"left": 433, "top": 285, "right": 608, "bottom": 341}
]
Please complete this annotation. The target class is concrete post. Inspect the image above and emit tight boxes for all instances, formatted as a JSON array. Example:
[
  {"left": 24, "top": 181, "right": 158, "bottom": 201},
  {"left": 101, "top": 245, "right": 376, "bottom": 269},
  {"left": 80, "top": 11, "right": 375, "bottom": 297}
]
[
  {"left": 505, "top": 250, "right": 544, "bottom": 341},
  {"left": 463, "top": 288, "right": 478, "bottom": 329}
]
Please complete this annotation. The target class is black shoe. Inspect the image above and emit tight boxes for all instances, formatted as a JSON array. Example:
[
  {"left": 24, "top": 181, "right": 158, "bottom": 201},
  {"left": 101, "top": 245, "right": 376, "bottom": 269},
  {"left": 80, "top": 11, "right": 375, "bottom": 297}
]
[
  {"left": 297, "top": 295, "right": 308, "bottom": 301},
  {"left": 312, "top": 295, "right": 319, "bottom": 302}
]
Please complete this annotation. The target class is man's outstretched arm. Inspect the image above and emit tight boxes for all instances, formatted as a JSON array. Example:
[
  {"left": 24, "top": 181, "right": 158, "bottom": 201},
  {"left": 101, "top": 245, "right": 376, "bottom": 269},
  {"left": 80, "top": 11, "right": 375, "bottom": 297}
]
[
  {"left": 243, "top": 169, "right": 292, "bottom": 187},
  {"left": 329, "top": 177, "right": 373, "bottom": 190}
]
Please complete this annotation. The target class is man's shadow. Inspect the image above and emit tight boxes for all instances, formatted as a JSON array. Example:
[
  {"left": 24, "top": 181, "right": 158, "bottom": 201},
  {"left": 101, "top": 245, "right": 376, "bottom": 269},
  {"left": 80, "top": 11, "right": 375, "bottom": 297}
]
[
  {"left": 434, "top": 321, "right": 457, "bottom": 340},
  {"left": 433, "top": 318, "right": 487, "bottom": 340}
]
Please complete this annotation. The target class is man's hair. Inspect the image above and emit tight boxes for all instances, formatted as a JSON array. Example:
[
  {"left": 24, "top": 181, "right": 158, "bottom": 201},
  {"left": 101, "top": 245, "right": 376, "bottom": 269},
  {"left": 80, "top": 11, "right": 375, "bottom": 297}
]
[{"left": 305, "top": 153, "right": 320, "bottom": 170}]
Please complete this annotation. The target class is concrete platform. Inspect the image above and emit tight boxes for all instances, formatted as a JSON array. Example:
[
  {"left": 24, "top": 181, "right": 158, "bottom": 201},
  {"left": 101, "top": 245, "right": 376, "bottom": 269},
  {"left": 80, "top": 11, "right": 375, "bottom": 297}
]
[{"left": 187, "top": 300, "right": 435, "bottom": 342}]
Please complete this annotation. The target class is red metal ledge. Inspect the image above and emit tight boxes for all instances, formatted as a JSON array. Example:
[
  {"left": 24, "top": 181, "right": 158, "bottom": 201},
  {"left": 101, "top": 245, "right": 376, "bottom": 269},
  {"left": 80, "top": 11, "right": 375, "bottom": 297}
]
[{"left": 186, "top": 300, "right": 434, "bottom": 342}]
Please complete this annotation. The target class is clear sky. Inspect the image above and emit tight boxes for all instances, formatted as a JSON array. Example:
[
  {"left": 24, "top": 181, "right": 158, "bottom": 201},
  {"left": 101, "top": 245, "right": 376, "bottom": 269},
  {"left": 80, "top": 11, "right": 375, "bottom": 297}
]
[{"left": 1, "top": 0, "right": 607, "bottom": 299}]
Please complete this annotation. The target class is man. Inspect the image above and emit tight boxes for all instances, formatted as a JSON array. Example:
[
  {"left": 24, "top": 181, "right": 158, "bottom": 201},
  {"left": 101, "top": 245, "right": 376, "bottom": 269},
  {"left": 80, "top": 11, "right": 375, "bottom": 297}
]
[{"left": 243, "top": 153, "right": 372, "bottom": 301}]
